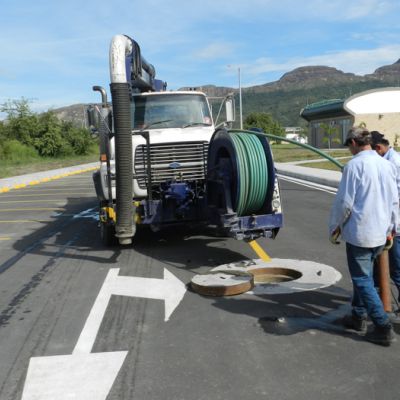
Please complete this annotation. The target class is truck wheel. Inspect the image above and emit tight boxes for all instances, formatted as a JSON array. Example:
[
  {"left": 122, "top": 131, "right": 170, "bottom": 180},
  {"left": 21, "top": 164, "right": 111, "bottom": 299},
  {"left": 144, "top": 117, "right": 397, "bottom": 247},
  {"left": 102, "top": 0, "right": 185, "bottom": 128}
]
[{"left": 100, "top": 221, "right": 117, "bottom": 246}]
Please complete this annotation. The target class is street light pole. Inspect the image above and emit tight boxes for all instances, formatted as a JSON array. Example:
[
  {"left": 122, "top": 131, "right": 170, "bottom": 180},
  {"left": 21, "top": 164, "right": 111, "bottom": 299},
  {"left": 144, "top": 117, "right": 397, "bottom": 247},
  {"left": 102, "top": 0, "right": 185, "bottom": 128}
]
[{"left": 238, "top": 67, "right": 243, "bottom": 129}]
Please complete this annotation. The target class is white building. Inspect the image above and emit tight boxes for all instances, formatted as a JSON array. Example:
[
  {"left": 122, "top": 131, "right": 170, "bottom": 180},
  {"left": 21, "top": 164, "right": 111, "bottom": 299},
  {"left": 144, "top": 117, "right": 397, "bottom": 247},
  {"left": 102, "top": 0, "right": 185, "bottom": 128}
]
[
  {"left": 285, "top": 127, "right": 307, "bottom": 144},
  {"left": 300, "top": 87, "right": 400, "bottom": 148},
  {"left": 344, "top": 88, "right": 400, "bottom": 146}
]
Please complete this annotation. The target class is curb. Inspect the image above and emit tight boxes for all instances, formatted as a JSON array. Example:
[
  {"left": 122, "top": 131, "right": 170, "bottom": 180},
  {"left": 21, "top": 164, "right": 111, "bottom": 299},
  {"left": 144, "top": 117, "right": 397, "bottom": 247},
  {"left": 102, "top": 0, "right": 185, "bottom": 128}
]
[
  {"left": 275, "top": 163, "right": 341, "bottom": 189},
  {"left": 0, "top": 162, "right": 99, "bottom": 193},
  {"left": 0, "top": 162, "right": 342, "bottom": 194}
]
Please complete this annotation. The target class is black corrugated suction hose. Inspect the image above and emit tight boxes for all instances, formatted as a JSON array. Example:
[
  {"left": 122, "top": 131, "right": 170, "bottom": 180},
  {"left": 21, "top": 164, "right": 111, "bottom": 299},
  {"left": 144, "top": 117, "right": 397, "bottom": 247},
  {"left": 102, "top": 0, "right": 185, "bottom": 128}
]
[{"left": 110, "top": 82, "right": 134, "bottom": 242}]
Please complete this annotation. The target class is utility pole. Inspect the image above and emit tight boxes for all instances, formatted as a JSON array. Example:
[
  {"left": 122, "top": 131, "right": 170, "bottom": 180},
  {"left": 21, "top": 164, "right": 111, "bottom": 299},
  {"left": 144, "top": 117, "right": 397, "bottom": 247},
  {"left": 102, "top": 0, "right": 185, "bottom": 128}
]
[
  {"left": 228, "top": 65, "right": 243, "bottom": 129},
  {"left": 238, "top": 67, "right": 243, "bottom": 129}
]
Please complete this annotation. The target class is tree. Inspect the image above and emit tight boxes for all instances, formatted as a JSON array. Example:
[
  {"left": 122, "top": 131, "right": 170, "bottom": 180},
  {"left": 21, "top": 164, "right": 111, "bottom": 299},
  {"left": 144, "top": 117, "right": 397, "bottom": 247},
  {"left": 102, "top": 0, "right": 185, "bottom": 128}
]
[
  {"left": 243, "top": 112, "right": 285, "bottom": 137},
  {"left": 0, "top": 97, "right": 33, "bottom": 119},
  {"left": 320, "top": 122, "right": 341, "bottom": 149},
  {"left": 33, "top": 111, "right": 71, "bottom": 157},
  {"left": 0, "top": 98, "right": 97, "bottom": 158},
  {"left": 0, "top": 120, "right": 5, "bottom": 141},
  {"left": 62, "top": 121, "right": 94, "bottom": 155},
  {"left": 0, "top": 98, "right": 39, "bottom": 145}
]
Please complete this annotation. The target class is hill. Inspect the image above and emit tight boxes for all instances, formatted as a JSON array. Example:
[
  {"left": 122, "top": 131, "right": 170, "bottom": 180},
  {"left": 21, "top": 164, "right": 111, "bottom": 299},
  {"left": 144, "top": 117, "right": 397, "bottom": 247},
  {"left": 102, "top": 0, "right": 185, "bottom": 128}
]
[{"left": 53, "top": 59, "right": 400, "bottom": 127}]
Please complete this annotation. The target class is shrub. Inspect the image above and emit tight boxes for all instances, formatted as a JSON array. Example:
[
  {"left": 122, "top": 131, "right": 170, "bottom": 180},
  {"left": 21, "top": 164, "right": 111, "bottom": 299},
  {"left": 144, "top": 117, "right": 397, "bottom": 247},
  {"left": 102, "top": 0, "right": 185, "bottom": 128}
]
[
  {"left": 0, "top": 140, "right": 39, "bottom": 162},
  {"left": 62, "top": 122, "right": 94, "bottom": 155},
  {"left": 1, "top": 100, "right": 97, "bottom": 159},
  {"left": 33, "top": 112, "right": 71, "bottom": 157},
  {"left": 244, "top": 112, "right": 285, "bottom": 137}
]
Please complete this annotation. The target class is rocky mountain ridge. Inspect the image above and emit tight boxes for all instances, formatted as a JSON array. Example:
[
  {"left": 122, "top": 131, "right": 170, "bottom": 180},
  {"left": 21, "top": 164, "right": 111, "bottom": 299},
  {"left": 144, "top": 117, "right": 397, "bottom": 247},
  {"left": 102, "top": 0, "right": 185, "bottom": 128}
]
[
  {"left": 195, "top": 59, "right": 400, "bottom": 97},
  {"left": 53, "top": 59, "right": 400, "bottom": 126}
]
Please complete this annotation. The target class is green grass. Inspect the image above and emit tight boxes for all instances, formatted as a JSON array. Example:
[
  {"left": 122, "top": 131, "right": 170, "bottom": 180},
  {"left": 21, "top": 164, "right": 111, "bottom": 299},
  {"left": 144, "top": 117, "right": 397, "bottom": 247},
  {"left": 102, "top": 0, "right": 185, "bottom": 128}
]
[
  {"left": 271, "top": 143, "right": 348, "bottom": 163},
  {"left": 295, "top": 146, "right": 400, "bottom": 171},
  {"left": 300, "top": 158, "right": 352, "bottom": 171},
  {"left": 1, "top": 143, "right": 391, "bottom": 179},
  {"left": 0, "top": 154, "right": 98, "bottom": 179}
]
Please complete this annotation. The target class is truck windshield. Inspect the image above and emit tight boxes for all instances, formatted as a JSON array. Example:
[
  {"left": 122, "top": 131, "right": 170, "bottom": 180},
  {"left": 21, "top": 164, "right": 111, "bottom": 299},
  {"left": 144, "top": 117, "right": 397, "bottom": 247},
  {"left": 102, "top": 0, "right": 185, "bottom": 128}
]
[{"left": 131, "top": 94, "right": 212, "bottom": 129}]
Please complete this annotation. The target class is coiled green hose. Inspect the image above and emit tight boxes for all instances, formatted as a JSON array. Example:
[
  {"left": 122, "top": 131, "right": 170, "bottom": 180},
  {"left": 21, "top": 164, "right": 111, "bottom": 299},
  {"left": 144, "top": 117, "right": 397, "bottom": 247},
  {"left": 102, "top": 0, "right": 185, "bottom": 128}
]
[{"left": 229, "top": 130, "right": 268, "bottom": 216}]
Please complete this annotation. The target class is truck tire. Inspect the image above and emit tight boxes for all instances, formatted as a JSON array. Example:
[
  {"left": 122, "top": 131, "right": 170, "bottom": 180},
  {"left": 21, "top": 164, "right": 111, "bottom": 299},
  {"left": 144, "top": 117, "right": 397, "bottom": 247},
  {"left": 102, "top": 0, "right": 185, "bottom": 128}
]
[{"left": 100, "top": 221, "right": 118, "bottom": 247}]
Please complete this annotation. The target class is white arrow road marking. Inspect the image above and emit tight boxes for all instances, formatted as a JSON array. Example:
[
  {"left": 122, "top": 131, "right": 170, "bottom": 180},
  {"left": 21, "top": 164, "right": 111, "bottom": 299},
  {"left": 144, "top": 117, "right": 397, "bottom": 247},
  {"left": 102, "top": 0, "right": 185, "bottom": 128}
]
[
  {"left": 21, "top": 352, "right": 127, "bottom": 400},
  {"left": 73, "top": 267, "right": 187, "bottom": 354},
  {"left": 21, "top": 268, "right": 187, "bottom": 399}
]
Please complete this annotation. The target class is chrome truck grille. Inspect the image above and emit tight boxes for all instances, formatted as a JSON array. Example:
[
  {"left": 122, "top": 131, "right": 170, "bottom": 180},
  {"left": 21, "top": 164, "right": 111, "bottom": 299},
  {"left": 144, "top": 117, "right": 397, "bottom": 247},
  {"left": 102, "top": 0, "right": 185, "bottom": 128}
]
[{"left": 134, "top": 141, "right": 208, "bottom": 189}]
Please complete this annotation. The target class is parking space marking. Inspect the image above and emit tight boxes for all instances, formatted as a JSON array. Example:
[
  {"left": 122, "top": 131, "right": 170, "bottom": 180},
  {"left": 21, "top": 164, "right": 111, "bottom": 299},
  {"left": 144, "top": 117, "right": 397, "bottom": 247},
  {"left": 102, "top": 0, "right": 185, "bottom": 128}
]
[
  {"left": 0, "top": 220, "right": 50, "bottom": 223},
  {"left": 3, "top": 188, "right": 91, "bottom": 192},
  {"left": 0, "top": 167, "right": 98, "bottom": 193},
  {"left": 0, "top": 200, "right": 69, "bottom": 204},
  {"left": 0, "top": 208, "right": 65, "bottom": 212},
  {"left": 0, "top": 193, "right": 88, "bottom": 198}
]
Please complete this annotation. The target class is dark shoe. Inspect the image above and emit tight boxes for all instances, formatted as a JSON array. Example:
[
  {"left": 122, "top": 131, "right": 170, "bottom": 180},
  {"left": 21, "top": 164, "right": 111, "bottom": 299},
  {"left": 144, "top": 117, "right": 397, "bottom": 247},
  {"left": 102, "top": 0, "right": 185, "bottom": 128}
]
[
  {"left": 342, "top": 314, "right": 367, "bottom": 333},
  {"left": 365, "top": 325, "right": 396, "bottom": 346},
  {"left": 389, "top": 312, "right": 400, "bottom": 334}
]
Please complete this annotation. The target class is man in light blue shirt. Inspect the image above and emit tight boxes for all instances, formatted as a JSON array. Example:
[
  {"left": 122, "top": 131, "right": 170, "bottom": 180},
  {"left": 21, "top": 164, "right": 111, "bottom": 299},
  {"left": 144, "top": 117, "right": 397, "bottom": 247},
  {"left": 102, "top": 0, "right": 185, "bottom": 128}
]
[
  {"left": 329, "top": 127, "right": 398, "bottom": 346},
  {"left": 371, "top": 131, "right": 400, "bottom": 311}
]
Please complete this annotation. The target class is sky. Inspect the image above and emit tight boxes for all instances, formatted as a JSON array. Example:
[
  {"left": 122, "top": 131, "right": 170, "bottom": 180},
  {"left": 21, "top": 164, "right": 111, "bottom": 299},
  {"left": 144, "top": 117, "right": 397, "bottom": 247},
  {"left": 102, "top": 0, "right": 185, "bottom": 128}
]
[{"left": 1, "top": 0, "right": 400, "bottom": 115}]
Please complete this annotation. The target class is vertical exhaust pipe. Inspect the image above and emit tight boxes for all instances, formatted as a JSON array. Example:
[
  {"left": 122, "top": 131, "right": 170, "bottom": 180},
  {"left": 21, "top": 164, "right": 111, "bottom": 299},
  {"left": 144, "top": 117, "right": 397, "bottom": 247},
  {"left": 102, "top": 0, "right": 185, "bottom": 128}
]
[{"left": 109, "top": 35, "right": 134, "bottom": 245}]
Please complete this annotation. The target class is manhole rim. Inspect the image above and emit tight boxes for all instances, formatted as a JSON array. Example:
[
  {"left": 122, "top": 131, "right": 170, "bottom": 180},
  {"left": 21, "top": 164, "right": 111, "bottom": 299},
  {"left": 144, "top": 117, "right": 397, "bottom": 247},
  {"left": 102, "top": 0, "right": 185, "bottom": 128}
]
[{"left": 211, "top": 258, "right": 342, "bottom": 295}]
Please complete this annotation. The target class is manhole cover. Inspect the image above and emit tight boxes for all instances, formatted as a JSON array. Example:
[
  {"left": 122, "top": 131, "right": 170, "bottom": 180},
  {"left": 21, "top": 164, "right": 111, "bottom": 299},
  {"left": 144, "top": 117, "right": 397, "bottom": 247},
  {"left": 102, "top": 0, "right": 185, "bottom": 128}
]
[
  {"left": 190, "top": 270, "right": 254, "bottom": 296},
  {"left": 250, "top": 267, "right": 302, "bottom": 284}
]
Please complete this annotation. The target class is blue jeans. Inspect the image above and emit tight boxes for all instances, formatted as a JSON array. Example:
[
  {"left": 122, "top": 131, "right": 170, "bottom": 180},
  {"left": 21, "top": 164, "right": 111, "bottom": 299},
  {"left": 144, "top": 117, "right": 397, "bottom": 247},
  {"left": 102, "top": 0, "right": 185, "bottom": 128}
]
[
  {"left": 389, "top": 236, "right": 400, "bottom": 301},
  {"left": 346, "top": 243, "right": 390, "bottom": 327}
]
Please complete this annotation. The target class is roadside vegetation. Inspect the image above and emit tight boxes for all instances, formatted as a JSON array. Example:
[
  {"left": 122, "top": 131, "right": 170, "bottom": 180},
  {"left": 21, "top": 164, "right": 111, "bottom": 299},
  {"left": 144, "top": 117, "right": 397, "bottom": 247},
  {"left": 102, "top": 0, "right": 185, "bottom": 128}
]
[
  {"left": 0, "top": 98, "right": 98, "bottom": 178},
  {"left": 300, "top": 159, "right": 350, "bottom": 171},
  {"left": 243, "top": 112, "right": 286, "bottom": 137},
  {"left": 270, "top": 143, "right": 348, "bottom": 163},
  {"left": 0, "top": 101, "right": 362, "bottom": 179}
]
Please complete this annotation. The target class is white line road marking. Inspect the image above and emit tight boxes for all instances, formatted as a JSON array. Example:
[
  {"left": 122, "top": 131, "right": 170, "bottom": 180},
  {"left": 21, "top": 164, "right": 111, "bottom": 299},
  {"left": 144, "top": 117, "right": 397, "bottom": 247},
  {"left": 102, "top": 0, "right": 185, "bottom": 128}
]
[
  {"left": 278, "top": 175, "right": 337, "bottom": 195},
  {"left": 21, "top": 267, "right": 187, "bottom": 399},
  {"left": 0, "top": 193, "right": 87, "bottom": 198}
]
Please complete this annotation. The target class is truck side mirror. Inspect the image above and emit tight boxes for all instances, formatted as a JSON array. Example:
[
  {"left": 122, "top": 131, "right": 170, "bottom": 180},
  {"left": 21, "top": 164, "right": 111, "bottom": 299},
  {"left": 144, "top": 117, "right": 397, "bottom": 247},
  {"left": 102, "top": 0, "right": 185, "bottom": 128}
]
[
  {"left": 225, "top": 97, "right": 235, "bottom": 123},
  {"left": 87, "top": 105, "right": 100, "bottom": 134}
]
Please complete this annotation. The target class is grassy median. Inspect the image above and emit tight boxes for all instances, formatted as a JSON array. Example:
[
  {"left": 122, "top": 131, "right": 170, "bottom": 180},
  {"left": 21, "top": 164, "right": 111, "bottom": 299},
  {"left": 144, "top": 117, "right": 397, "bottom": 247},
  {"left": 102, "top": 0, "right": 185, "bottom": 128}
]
[
  {"left": 0, "top": 143, "right": 350, "bottom": 179},
  {"left": 271, "top": 143, "right": 348, "bottom": 164},
  {"left": 0, "top": 154, "right": 98, "bottom": 179}
]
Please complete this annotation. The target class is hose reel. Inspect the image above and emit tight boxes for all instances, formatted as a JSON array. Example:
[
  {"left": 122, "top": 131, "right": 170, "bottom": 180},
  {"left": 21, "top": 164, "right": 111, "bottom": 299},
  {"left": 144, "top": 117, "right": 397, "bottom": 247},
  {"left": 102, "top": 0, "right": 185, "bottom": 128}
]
[
  {"left": 206, "top": 128, "right": 282, "bottom": 240},
  {"left": 207, "top": 128, "right": 276, "bottom": 218}
]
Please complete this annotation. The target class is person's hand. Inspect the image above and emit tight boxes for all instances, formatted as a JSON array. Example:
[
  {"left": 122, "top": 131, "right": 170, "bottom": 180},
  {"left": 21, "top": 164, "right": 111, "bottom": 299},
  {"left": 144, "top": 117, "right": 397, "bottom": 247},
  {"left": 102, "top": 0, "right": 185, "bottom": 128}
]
[
  {"left": 329, "top": 227, "right": 341, "bottom": 244},
  {"left": 384, "top": 235, "right": 394, "bottom": 251}
]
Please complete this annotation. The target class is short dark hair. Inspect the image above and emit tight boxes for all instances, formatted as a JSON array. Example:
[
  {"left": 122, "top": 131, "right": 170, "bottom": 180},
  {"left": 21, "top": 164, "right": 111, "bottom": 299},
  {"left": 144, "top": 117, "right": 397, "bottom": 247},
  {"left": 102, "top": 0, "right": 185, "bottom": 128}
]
[{"left": 371, "top": 131, "right": 390, "bottom": 147}]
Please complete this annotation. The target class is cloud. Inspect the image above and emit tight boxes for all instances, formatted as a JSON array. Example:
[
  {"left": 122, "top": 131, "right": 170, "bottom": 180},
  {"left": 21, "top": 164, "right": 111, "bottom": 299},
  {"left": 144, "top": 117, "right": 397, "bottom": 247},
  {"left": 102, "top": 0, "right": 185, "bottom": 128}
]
[
  {"left": 193, "top": 42, "right": 236, "bottom": 60},
  {"left": 1, "top": 0, "right": 400, "bottom": 109},
  {"left": 243, "top": 45, "right": 400, "bottom": 82}
]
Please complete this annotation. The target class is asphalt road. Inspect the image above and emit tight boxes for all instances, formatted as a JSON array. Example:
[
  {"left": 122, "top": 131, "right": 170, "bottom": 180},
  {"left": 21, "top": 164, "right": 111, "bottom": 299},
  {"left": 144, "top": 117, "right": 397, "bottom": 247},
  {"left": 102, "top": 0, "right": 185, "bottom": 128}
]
[{"left": 0, "top": 172, "right": 398, "bottom": 400}]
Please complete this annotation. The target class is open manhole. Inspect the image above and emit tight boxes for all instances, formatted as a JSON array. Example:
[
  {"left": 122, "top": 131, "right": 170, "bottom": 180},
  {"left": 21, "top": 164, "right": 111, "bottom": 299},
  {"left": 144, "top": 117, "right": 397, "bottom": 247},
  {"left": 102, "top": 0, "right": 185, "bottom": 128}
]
[
  {"left": 210, "top": 258, "right": 342, "bottom": 295},
  {"left": 249, "top": 267, "right": 302, "bottom": 284}
]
